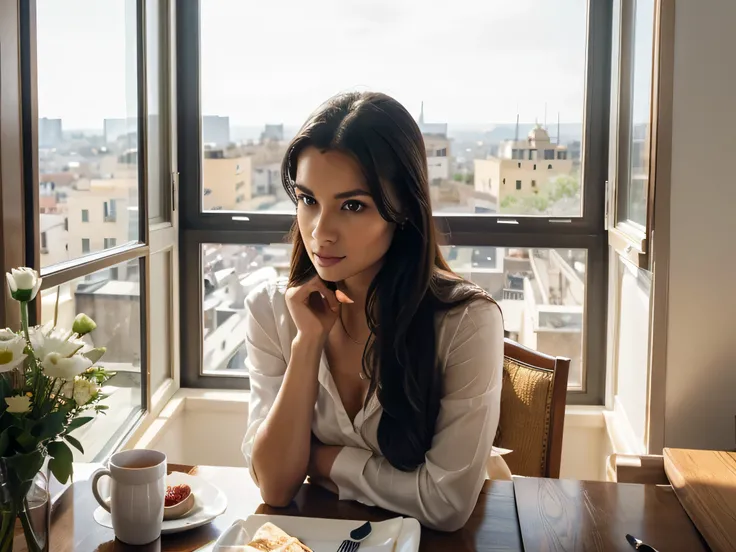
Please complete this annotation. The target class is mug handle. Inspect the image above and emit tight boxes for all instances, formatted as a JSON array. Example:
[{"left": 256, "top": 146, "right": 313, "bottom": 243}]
[{"left": 91, "top": 469, "right": 112, "bottom": 513}]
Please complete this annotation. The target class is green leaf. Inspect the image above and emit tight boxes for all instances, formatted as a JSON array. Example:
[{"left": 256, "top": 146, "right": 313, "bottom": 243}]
[
  {"left": 16, "top": 431, "right": 37, "bottom": 452},
  {"left": 95, "top": 405, "right": 109, "bottom": 411},
  {"left": 65, "top": 416, "right": 94, "bottom": 433},
  {"left": 34, "top": 411, "right": 66, "bottom": 440},
  {"left": 82, "top": 347, "right": 106, "bottom": 364},
  {"left": 48, "top": 440, "right": 74, "bottom": 484},
  {"left": 0, "top": 375, "right": 12, "bottom": 403},
  {"left": 4, "top": 448, "right": 45, "bottom": 484},
  {"left": 0, "top": 429, "right": 9, "bottom": 457},
  {"left": 64, "top": 434, "right": 84, "bottom": 454}
]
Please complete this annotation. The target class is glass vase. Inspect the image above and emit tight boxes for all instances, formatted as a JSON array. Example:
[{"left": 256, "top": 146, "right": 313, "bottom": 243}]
[{"left": 0, "top": 458, "right": 50, "bottom": 552}]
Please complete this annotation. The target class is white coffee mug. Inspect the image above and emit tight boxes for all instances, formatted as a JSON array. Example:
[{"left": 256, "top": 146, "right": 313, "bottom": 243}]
[{"left": 91, "top": 449, "right": 167, "bottom": 545}]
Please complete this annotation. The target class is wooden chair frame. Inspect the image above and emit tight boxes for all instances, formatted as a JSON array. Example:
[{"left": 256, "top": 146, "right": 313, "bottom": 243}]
[{"left": 503, "top": 338, "right": 571, "bottom": 478}]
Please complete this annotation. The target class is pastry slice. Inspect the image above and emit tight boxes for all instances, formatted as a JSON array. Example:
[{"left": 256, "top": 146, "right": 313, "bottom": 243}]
[{"left": 244, "top": 522, "right": 313, "bottom": 552}]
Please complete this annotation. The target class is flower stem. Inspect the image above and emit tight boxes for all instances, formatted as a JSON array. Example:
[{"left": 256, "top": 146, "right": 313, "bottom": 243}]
[
  {"left": 19, "top": 498, "right": 46, "bottom": 552},
  {"left": 20, "top": 302, "right": 42, "bottom": 401},
  {"left": 21, "top": 301, "right": 30, "bottom": 343},
  {"left": 0, "top": 507, "right": 16, "bottom": 552}
]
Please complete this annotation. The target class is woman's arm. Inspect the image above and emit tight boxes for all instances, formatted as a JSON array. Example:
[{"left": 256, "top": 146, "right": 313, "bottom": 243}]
[
  {"left": 242, "top": 283, "right": 336, "bottom": 507},
  {"left": 316, "top": 301, "right": 504, "bottom": 531}
]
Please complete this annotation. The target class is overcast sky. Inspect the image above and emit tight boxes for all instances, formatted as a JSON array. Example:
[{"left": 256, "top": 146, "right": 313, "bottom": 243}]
[{"left": 37, "top": 0, "right": 591, "bottom": 131}]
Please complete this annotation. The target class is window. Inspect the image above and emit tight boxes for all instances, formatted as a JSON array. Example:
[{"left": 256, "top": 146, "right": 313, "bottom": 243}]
[
  {"left": 103, "top": 199, "right": 118, "bottom": 222},
  {"left": 624, "top": 0, "right": 654, "bottom": 229},
  {"left": 36, "top": 2, "right": 137, "bottom": 269},
  {"left": 607, "top": 0, "right": 668, "bottom": 269},
  {"left": 545, "top": 149, "right": 555, "bottom": 160},
  {"left": 518, "top": 163, "right": 522, "bottom": 168},
  {"left": 532, "top": 180, "right": 537, "bottom": 188},
  {"left": 40, "top": 260, "right": 142, "bottom": 460},
  {"left": 200, "top": 243, "right": 588, "bottom": 388},
  {"left": 534, "top": 164, "right": 537, "bottom": 170},
  {"left": 180, "top": 0, "right": 610, "bottom": 402},
  {"left": 548, "top": 164, "right": 554, "bottom": 170},
  {"left": 14, "top": 0, "right": 181, "bottom": 462}
]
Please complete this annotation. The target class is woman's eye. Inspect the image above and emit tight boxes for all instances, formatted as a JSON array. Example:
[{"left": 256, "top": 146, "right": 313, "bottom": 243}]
[
  {"left": 297, "top": 195, "right": 316, "bottom": 206},
  {"left": 342, "top": 200, "right": 365, "bottom": 212}
]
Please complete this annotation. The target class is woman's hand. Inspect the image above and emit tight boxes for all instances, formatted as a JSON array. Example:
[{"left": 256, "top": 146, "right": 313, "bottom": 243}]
[
  {"left": 285, "top": 276, "right": 343, "bottom": 343},
  {"left": 307, "top": 440, "right": 343, "bottom": 494}
]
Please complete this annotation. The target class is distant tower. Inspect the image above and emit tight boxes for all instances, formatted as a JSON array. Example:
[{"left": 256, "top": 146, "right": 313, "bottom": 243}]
[
  {"left": 419, "top": 101, "right": 425, "bottom": 125},
  {"left": 544, "top": 102, "right": 548, "bottom": 129},
  {"left": 557, "top": 112, "right": 561, "bottom": 145},
  {"left": 514, "top": 113, "right": 520, "bottom": 142}
]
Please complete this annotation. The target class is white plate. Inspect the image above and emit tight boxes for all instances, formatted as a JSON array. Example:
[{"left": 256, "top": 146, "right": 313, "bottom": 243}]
[
  {"left": 213, "top": 514, "right": 421, "bottom": 552},
  {"left": 93, "top": 472, "right": 228, "bottom": 535}
]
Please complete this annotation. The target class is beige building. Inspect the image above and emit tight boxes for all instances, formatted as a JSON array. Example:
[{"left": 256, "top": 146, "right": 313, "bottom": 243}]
[
  {"left": 202, "top": 150, "right": 253, "bottom": 210},
  {"left": 39, "top": 213, "right": 69, "bottom": 268},
  {"left": 66, "top": 177, "right": 138, "bottom": 278},
  {"left": 517, "top": 249, "right": 585, "bottom": 387},
  {"left": 474, "top": 125, "right": 573, "bottom": 209},
  {"left": 418, "top": 103, "right": 451, "bottom": 183}
]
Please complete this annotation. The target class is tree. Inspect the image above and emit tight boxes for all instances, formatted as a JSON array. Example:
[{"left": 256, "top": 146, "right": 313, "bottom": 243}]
[{"left": 548, "top": 174, "right": 580, "bottom": 203}]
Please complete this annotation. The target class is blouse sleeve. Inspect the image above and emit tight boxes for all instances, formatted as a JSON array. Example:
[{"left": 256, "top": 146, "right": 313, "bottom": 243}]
[
  {"left": 329, "top": 300, "right": 504, "bottom": 532},
  {"left": 241, "top": 284, "right": 288, "bottom": 485}
]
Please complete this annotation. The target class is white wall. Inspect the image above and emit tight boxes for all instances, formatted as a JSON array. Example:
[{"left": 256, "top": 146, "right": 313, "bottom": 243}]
[{"left": 664, "top": 0, "right": 736, "bottom": 450}]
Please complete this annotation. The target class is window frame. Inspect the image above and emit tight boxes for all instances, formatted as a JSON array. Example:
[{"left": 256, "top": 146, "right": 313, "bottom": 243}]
[
  {"left": 176, "top": 0, "right": 612, "bottom": 404},
  {"left": 5, "top": 0, "right": 181, "bottom": 462},
  {"left": 606, "top": 0, "right": 673, "bottom": 270}
]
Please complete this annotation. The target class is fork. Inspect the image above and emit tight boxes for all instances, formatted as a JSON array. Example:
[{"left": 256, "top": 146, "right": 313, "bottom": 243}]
[{"left": 336, "top": 521, "right": 372, "bottom": 552}]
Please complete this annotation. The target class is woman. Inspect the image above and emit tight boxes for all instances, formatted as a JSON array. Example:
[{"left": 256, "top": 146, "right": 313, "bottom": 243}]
[{"left": 242, "top": 92, "right": 510, "bottom": 532}]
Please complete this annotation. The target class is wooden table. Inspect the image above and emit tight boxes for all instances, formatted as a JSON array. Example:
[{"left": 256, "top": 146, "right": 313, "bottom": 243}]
[
  {"left": 664, "top": 448, "right": 736, "bottom": 551},
  {"left": 32, "top": 463, "right": 522, "bottom": 551},
  {"left": 513, "top": 477, "right": 709, "bottom": 551},
  {"left": 27, "top": 463, "right": 708, "bottom": 552}
]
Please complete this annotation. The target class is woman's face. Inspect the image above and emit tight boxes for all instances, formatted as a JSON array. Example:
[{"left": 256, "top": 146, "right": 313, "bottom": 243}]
[{"left": 294, "top": 147, "right": 396, "bottom": 284}]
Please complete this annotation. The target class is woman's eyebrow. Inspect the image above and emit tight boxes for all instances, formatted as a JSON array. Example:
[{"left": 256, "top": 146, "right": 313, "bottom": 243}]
[
  {"left": 334, "top": 189, "right": 372, "bottom": 200},
  {"left": 294, "top": 183, "right": 372, "bottom": 200}
]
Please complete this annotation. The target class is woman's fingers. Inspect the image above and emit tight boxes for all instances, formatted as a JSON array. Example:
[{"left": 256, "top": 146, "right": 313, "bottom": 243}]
[
  {"left": 335, "top": 289, "right": 354, "bottom": 304},
  {"left": 295, "top": 278, "right": 339, "bottom": 312}
]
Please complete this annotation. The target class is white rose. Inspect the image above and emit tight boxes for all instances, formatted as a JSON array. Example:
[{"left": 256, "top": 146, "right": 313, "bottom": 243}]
[
  {"left": 0, "top": 330, "right": 27, "bottom": 373},
  {"left": 60, "top": 380, "right": 74, "bottom": 399},
  {"left": 73, "top": 378, "right": 99, "bottom": 406},
  {"left": 5, "top": 267, "right": 42, "bottom": 302},
  {"left": 41, "top": 352, "right": 92, "bottom": 380},
  {"left": 30, "top": 324, "right": 85, "bottom": 359},
  {"left": 5, "top": 395, "right": 31, "bottom": 414}
]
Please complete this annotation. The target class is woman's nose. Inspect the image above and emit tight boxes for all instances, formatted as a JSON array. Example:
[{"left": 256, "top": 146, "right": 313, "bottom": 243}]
[{"left": 311, "top": 210, "right": 338, "bottom": 244}]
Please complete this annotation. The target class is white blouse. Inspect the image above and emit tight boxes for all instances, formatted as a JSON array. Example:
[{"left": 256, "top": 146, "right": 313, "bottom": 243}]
[{"left": 241, "top": 280, "right": 511, "bottom": 532}]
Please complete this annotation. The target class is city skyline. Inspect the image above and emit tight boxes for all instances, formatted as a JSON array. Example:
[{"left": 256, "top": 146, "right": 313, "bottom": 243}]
[
  {"left": 39, "top": 114, "right": 585, "bottom": 141},
  {"left": 37, "top": 0, "right": 588, "bottom": 130}
]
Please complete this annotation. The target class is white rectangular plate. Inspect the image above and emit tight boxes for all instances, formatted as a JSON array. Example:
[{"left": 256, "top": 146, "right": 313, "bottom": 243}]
[{"left": 213, "top": 514, "right": 421, "bottom": 552}]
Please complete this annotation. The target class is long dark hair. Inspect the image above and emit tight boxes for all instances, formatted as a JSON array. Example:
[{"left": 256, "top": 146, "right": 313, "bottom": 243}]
[{"left": 282, "top": 92, "right": 496, "bottom": 471}]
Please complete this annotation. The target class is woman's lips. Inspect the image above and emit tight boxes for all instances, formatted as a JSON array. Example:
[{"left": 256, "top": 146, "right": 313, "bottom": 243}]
[{"left": 314, "top": 254, "right": 345, "bottom": 267}]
